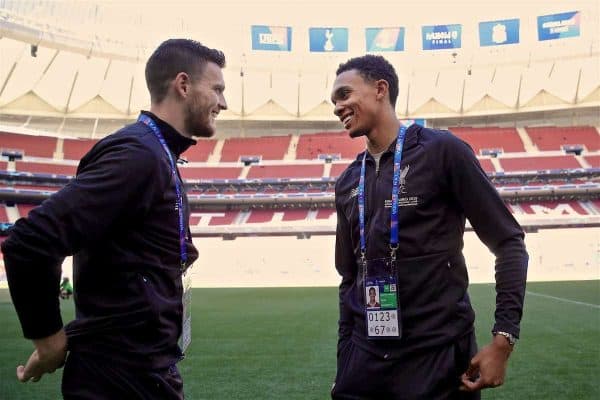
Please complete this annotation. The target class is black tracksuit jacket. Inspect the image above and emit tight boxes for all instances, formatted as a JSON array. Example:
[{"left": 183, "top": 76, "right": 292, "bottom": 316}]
[
  {"left": 2, "top": 112, "right": 199, "bottom": 369},
  {"left": 334, "top": 124, "right": 528, "bottom": 359}
]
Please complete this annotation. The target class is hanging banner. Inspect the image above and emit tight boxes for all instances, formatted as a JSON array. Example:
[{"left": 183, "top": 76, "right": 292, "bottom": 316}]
[
  {"left": 251, "top": 25, "right": 292, "bottom": 51},
  {"left": 479, "top": 18, "right": 520, "bottom": 46},
  {"left": 422, "top": 24, "right": 462, "bottom": 50},
  {"left": 537, "top": 11, "right": 581, "bottom": 41},
  {"left": 309, "top": 27, "right": 348, "bottom": 52},
  {"left": 366, "top": 27, "right": 405, "bottom": 52}
]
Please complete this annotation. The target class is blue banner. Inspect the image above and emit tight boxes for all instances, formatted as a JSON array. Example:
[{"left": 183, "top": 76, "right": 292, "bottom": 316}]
[
  {"left": 400, "top": 119, "right": 426, "bottom": 128},
  {"left": 479, "top": 19, "right": 520, "bottom": 46},
  {"left": 251, "top": 25, "right": 292, "bottom": 51},
  {"left": 309, "top": 28, "right": 348, "bottom": 52},
  {"left": 537, "top": 11, "right": 581, "bottom": 41},
  {"left": 366, "top": 27, "right": 405, "bottom": 52},
  {"left": 422, "top": 24, "right": 461, "bottom": 50}
]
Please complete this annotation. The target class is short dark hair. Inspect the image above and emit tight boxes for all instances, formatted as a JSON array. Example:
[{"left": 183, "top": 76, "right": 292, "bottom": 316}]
[
  {"left": 145, "top": 39, "right": 226, "bottom": 103},
  {"left": 336, "top": 55, "right": 399, "bottom": 107}
]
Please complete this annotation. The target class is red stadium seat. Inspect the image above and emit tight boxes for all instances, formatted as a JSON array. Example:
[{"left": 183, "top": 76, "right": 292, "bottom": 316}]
[
  {"left": 449, "top": 127, "right": 525, "bottom": 154},
  {"left": 246, "top": 210, "right": 275, "bottom": 223},
  {"left": 182, "top": 139, "right": 218, "bottom": 162},
  {"left": 62, "top": 138, "right": 98, "bottom": 160},
  {"left": 220, "top": 136, "right": 291, "bottom": 162},
  {"left": 296, "top": 131, "right": 365, "bottom": 160},
  {"left": 0, "top": 204, "right": 8, "bottom": 222},
  {"left": 16, "top": 204, "right": 38, "bottom": 218},
  {"left": 15, "top": 161, "right": 77, "bottom": 175},
  {"left": 247, "top": 164, "right": 324, "bottom": 179},
  {"left": 330, "top": 162, "right": 352, "bottom": 178},
  {"left": 584, "top": 155, "right": 600, "bottom": 168},
  {"left": 518, "top": 201, "right": 589, "bottom": 215},
  {"left": 498, "top": 155, "right": 581, "bottom": 172},
  {"left": 179, "top": 167, "right": 242, "bottom": 180},
  {"left": 525, "top": 126, "right": 599, "bottom": 151},
  {"left": 477, "top": 158, "right": 496, "bottom": 173},
  {"left": 0, "top": 132, "right": 58, "bottom": 158}
]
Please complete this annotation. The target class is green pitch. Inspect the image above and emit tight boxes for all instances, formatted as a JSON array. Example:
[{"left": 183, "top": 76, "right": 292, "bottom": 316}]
[{"left": 0, "top": 281, "right": 598, "bottom": 399}]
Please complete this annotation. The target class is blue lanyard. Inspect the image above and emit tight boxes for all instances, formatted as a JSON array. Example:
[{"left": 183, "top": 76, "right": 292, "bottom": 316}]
[
  {"left": 138, "top": 114, "right": 188, "bottom": 270},
  {"left": 358, "top": 126, "right": 407, "bottom": 263}
]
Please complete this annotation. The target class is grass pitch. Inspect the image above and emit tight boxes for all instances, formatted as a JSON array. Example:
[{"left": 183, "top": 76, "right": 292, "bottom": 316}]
[{"left": 0, "top": 281, "right": 598, "bottom": 399}]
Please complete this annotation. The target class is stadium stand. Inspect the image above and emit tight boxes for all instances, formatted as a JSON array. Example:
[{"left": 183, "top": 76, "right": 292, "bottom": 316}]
[
  {"left": 182, "top": 139, "right": 218, "bottom": 162},
  {"left": 16, "top": 204, "right": 37, "bottom": 218},
  {"left": 0, "top": 204, "right": 8, "bottom": 222},
  {"left": 0, "top": 160, "right": 7, "bottom": 170},
  {"left": 246, "top": 210, "right": 275, "bottom": 223},
  {"left": 583, "top": 155, "right": 600, "bottom": 168},
  {"left": 247, "top": 164, "right": 324, "bottom": 179},
  {"left": 498, "top": 155, "right": 582, "bottom": 172},
  {"left": 296, "top": 131, "right": 366, "bottom": 159},
  {"left": 207, "top": 211, "right": 239, "bottom": 226},
  {"left": 330, "top": 162, "right": 352, "bottom": 178},
  {"left": 282, "top": 209, "right": 309, "bottom": 221},
  {"left": 179, "top": 166, "right": 242, "bottom": 180},
  {"left": 0, "top": 132, "right": 57, "bottom": 158},
  {"left": 220, "top": 135, "right": 291, "bottom": 162},
  {"left": 316, "top": 208, "right": 336, "bottom": 220},
  {"left": 133, "top": 201, "right": 600, "bottom": 228},
  {"left": 62, "top": 138, "right": 98, "bottom": 160},
  {"left": 14, "top": 185, "right": 59, "bottom": 191},
  {"left": 525, "top": 126, "right": 599, "bottom": 151},
  {"left": 477, "top": 158, "right": 496, "bottom": 173},
  {"left": 15, "top": 161, "right": 77, "bottom": 175},
  {"left": 450, "top": 127, "right": 525, "bottom": 154},
  {"left": 518, "top": 201, "right": 590, "bottom": 215}
]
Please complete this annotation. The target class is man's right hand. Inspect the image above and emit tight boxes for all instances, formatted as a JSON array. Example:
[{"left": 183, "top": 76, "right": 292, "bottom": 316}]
[{"left": 17, "top": 328, "right": 67, "bottom": 383}]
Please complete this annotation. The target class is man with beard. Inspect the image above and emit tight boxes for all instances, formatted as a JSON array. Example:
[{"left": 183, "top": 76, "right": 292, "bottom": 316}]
[
  {"left": 2, "top": 39, "right": 227, "bottom": 399},
  {"left": 329, "top": 55, "right": 527, "bottom": 399}
]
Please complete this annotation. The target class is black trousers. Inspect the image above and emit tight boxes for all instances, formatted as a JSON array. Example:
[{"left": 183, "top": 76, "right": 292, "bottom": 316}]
[
  {"left": 62, "top": 352, "right": 184, "bottom": 400},
  {"left": 331, "top": 333, "right": 481, "bottom": 400}
]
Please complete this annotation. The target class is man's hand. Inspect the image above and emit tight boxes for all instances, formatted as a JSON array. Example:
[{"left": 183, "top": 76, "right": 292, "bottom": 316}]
[
  {"left": 459, "top": 334, "right": 513, "bottom": 392},
  {"left": 17, "top": 328, "right": 67, "bottom": 383}
]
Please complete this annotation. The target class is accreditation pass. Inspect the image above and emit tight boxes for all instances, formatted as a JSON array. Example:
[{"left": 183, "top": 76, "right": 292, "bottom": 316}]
[
  {"left": 179, "top": 268, "right": 193, "bottom": 353},
  {"left": 364, "top": 277, "right": 401, "bottom": 339}
]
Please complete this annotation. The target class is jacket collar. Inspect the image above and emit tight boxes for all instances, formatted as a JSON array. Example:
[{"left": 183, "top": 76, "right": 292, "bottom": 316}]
[
  {"left": 140, "top": 111, "right": 196, "bottom": 158},
  {"left": 357, "top": 123, "right": 421, "bottom": 162}
]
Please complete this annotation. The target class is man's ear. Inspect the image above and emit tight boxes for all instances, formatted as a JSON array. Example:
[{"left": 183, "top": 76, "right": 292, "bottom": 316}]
[
  {"left": 173, "top": 72, "right": 191, "bottom": 99},
  {"left": 375, "top": 79, "right": 389, "bottom": 103}
]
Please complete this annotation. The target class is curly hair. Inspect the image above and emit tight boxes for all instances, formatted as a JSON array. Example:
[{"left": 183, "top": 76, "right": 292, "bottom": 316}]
[{"left": 336, "top": 55, "right": 399, "bottom": 107}]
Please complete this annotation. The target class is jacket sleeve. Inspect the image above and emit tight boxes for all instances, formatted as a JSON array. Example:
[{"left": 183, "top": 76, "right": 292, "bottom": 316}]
[
  {"left": 334, "top": 182, "right": 357, "bottom": 351},
  {"left": 1, "top": 137, "right": 160, "bottom": 339},
  {"left": 442, "top": 133, "right": 528, "bottom": 338}
]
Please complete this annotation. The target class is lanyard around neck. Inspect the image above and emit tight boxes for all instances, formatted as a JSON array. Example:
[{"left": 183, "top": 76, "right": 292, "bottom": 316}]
[
  {"left": 138, "top": 114, "right": 188, "bottom": 270},
  {"left": 358, "top": 126, "right": 408, "bottom": 262}
]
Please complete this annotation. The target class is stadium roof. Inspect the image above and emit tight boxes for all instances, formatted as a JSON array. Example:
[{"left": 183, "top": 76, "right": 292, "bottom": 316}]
[{"left": 0, "top": 0, "right": 598, "bottom": 135}]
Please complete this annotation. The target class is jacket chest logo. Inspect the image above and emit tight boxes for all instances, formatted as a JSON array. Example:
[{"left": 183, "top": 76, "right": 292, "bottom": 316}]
[{"left": 349, "top": 165, "right": 416, "bottom": 207}]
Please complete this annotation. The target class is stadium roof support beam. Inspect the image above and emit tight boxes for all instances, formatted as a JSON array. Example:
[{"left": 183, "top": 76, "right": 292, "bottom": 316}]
[{"left": 0, "top": 44, "right": 24, "bottom": 99}]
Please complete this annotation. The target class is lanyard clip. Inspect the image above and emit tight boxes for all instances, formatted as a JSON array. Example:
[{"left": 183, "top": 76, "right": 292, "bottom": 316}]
[
  {"left": 360, "top": 250, "right": 366, "bottom": 267},
  {"left": 390, "top": 243, "right": 399, "bottom": 262}
]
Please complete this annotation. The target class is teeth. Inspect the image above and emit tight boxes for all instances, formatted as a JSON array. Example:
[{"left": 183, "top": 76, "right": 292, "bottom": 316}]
[{"left": 343, "top": 115, "right": 352, "bottom": 125}]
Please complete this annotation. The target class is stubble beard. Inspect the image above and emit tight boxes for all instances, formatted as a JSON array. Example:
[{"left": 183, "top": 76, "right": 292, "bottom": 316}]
[{"left": 185, "top": 101, "right": 214, "bottom": 138}]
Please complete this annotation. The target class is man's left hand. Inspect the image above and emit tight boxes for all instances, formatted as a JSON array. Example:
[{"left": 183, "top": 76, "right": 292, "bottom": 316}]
[{"left": 459, "top": 334, "right": 513, "bottom": 392}]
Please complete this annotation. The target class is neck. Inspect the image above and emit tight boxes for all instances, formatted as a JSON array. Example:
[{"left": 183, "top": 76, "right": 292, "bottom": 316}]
[
  {"left": 149, "top": 102, "right": 192, "bottom": 139},
  {"left": 365, "top": 111, "right": 400, "bottom": 154}
]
